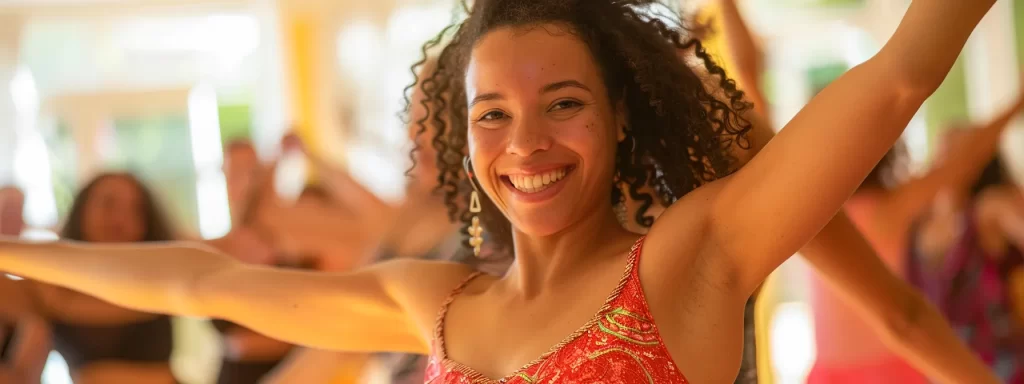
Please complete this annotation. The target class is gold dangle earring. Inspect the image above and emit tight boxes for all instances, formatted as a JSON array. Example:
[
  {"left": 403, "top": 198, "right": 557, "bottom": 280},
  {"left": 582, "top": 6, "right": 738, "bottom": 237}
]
[{"left": 463, "top": 157, "right": 484, "bottom": 257}]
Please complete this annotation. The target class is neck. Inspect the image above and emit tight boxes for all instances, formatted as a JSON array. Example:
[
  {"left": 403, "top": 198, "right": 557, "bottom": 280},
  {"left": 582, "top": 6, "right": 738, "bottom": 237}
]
[{"left": 504, "top": 202, "right": 637, "bottom": 298}]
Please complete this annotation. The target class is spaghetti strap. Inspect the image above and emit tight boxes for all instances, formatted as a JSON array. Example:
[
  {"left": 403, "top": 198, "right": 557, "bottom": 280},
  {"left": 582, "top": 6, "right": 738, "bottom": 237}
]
[
  {"left": 423, "top": 235, "right": 689, "bottom": 383},
  {"left": 626, "top": 235, "right": 647, "bottom": 278},
  {"left": 432, "top": 271, "right": 485, "bottom": 352}
]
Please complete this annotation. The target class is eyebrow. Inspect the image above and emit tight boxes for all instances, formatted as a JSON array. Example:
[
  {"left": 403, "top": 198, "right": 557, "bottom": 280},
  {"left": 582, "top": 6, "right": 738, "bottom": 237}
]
[
  {"left": 468, "top": 79, "right": 592, "bottom": 108},
  {"left": 542, "top": 80, "right": 591, "bottom": 94}
]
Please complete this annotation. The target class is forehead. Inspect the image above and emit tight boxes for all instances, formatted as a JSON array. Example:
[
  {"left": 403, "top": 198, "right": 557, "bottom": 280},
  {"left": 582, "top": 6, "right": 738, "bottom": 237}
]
[{"left": 466, "top": 24, "right": 603, "bottom": 98}]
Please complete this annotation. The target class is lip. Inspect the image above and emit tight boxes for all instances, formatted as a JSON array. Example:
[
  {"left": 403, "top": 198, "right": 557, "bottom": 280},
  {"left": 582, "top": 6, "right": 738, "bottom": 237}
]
[{"left": 500, "top": 165, "right": 575, "bottom": 204}]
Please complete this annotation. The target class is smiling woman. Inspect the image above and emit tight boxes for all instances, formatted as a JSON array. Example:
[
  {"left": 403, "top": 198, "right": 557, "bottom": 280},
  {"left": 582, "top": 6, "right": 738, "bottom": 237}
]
[{"left": 0, "top": 0, "right": 1001, "bottom": 383}]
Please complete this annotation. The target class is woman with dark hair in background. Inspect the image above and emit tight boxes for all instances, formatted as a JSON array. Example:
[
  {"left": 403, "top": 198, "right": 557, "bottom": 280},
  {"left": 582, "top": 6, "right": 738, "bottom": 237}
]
[
  {"left": 8, "top": 173, "right": 180, "bottom": 384},
  {"left": 0, "top": 0, "right": 1001, "bottom": 382}
]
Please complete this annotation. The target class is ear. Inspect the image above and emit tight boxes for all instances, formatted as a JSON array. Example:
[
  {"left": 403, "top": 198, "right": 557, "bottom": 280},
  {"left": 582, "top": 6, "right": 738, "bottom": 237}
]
[{"left": 615, "top": 98, "right": 628, "bottom": 142}]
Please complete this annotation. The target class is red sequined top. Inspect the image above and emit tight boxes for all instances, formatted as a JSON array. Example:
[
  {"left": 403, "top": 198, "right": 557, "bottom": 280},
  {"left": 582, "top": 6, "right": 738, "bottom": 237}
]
[{"left": 423, "top": 236, "right": 688, "bottom": 384}]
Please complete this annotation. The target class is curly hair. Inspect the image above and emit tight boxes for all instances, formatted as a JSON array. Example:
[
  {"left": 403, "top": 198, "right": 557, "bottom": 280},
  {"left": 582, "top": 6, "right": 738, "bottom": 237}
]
[
  {"left": 61, "top": 173, "right": 175, "bottom": 242},
  {"left": 404, "top": 0, "right": 752, "bottom": 257}
]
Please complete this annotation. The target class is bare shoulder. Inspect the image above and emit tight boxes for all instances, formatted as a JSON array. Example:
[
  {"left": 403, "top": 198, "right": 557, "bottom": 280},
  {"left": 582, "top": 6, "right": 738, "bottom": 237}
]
[{"left": 375, "top": 258, "right": 481, "bottom": 337}]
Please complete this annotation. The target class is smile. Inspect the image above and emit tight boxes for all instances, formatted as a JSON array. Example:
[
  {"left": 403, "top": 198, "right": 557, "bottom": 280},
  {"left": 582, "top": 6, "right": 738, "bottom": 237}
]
[{"left": 502, "top": 165, "right": 575, "bottom": 194}]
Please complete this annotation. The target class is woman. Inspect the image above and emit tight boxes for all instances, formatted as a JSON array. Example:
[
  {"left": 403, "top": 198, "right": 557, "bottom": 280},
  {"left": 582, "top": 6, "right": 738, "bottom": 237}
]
[
  {"left": 908, "top": 153, "right": 1024, "bottom": 383},
  {"left": 0, "top": 0, "right": 999, "bottom": 382},
  {"left": 15, "top": 173, "right": 178, "bottom": 384}
]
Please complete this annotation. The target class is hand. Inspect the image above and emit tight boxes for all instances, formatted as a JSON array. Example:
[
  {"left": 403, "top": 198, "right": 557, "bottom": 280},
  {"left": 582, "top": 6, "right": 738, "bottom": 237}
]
[{"left": 281, "top": 131, "right": 305, "bottom": 154}]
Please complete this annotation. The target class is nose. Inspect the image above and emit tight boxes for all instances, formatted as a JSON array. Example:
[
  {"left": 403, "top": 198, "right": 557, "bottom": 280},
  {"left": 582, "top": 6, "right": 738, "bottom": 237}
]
[{"left": 505, "top": 115, "right": 552, "bottom": 157}]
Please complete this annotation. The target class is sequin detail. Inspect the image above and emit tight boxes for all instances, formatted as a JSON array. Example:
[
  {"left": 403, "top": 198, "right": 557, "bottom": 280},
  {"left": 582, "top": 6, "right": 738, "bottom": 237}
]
[{"left": 424, "top": 236, "right": 688, "bottom": 383}]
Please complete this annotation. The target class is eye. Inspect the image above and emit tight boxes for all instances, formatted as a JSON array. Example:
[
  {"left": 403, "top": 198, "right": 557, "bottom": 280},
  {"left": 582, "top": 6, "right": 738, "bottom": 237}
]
[
  {"left": 549, "top": 99, "right": 583, "bottom": 112},
  {"left": 477, "top": 110, "right": 508, "bottom": 122}
]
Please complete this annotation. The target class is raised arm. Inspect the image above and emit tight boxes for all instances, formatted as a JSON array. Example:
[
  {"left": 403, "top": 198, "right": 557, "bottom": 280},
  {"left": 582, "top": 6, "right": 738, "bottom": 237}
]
[
  {"left": 282, "top": 132, "right": 397, "bottom": 228},
  {"left": 713, "top": 0, "right": 768, "bottom": 116},
  {"left": 702, "top": 0, "right": 994, "bottom": 290},
  {"left": 703, "top": 111, "right": 998, "bottom": 382},
  {"left": 880, "top": 95, "right": 1024, "bottom": 232},
  {"left": 0, "top": 239, "right": 472, "bottom": 353},
  {"left": 800, "top": 211, "right": 999, "bottom": 384}
]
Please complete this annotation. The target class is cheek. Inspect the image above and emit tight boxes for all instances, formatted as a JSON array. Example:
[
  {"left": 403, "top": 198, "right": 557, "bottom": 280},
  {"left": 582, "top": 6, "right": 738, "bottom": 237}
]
[
  {"left": 467, "top": 128, "right": 506, "bottom": 177},
  {"left": 561, "top": 116, "right": 617, "bottom": 167},
  {"left": 467, "top": 131, "right": 510, "bottom": 211},
  {"left": 468, "top": 128, "right": 505, "bottom": 154}
]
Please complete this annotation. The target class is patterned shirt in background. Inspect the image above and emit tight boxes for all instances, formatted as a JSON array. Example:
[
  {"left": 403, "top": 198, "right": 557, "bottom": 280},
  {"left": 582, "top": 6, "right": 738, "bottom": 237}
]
[{"left": 907, "top": 208, "right": 1024, "bottom": 383}]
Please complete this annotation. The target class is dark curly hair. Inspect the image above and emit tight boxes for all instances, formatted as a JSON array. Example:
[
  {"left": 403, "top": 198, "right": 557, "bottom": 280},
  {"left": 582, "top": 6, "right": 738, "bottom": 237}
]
[
  {"left": 61, "top": 173, "right": 175, "bottom": 242},
  {"left": 404, "top": 0, "right": 752, "bottom": 257}
]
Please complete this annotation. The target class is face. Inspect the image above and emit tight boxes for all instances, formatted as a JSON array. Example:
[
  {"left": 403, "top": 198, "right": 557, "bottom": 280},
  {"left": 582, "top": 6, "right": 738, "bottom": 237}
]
[
  {"left": 80, "top": 177, "right": 147, "bottom": 243},
  {"left": 0, "top": 189, "right": 25, "bottom": 236},
  {"left": 465, "top": 24, "right": 626, "bottom": 237}
]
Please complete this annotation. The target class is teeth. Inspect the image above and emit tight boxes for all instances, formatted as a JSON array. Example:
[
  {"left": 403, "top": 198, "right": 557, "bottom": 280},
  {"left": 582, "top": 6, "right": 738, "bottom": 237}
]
[{"left": 508, "top": 167, "right": 569, "bottom": 193}]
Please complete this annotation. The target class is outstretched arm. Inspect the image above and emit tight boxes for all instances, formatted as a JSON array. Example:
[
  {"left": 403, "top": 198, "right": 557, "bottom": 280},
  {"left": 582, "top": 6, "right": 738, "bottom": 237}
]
[
  {"left": 695, "top": 0, "right": 994, "bottom": 291},
  {"left": 801, "top": 212, "right": 999, "bottom": 384},
  {"left": 881, "top": 95, "right": 1024, "bottom": 232},
  {"left": 0, "top": 239, "right": 472, "bottom": 354}
]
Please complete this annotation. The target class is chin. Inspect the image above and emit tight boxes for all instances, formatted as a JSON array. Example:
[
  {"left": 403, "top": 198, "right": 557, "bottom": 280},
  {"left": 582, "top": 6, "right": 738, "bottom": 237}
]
[{"left": 507, "top": 210, "right": 575, "bottom": 239}]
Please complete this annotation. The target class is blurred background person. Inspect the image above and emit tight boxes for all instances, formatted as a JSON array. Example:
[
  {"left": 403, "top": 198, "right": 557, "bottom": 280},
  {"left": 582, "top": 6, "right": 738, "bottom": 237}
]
[
  {"left": 907, "top": 144, "right": 1024, "bottom": 383},
  {"left": 10, "top": 173, "right": 179, "bottom": 384}
]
